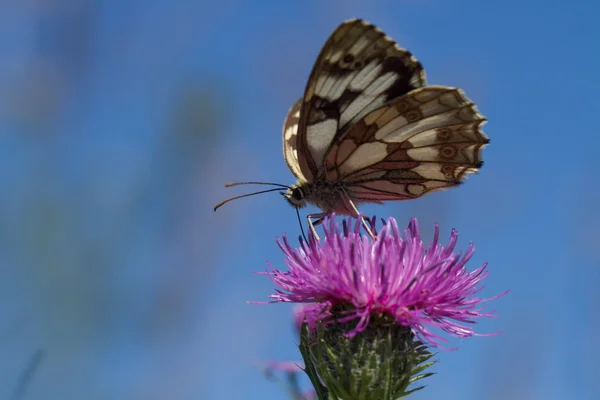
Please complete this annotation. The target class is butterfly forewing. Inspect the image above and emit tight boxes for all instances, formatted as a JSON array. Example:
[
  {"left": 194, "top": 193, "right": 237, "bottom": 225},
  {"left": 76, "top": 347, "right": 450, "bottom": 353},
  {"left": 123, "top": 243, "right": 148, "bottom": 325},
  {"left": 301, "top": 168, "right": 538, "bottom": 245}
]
[{"left": 294, "top": 19, "right": 426, "bottom": 180}]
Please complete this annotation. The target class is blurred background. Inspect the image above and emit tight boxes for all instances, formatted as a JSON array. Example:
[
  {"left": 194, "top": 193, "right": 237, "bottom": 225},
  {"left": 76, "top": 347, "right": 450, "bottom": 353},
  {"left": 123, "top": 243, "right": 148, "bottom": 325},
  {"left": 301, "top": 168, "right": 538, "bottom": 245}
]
[{"left": 1, "top": 0, "right": 599, "bottom": 399}]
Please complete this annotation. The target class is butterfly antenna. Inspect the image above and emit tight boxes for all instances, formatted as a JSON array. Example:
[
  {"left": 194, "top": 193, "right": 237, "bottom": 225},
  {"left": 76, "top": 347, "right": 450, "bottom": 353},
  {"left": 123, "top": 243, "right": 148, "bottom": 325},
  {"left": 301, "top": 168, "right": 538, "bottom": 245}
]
[
  {"left": 214, "top": 187, "right": 284, "bottom": 211},
  {"left": 225, "top": 181, "right": 289, "bottom": 189},
  {"left": 296, "top": 207, "right": 307, "bottom": 243}
]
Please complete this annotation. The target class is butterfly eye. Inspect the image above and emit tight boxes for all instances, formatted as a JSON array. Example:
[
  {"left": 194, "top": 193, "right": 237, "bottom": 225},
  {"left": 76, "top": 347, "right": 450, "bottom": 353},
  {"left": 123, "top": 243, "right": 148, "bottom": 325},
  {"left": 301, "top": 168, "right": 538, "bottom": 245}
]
[{"left": 292, "top": 187, "right": 305, "bottom": 201}]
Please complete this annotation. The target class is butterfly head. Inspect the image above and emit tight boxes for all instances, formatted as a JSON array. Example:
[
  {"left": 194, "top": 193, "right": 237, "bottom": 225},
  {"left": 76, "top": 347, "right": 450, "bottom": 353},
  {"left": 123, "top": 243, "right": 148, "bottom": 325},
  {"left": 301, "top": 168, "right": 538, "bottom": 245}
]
[{"left": 283, "top": 185, "right": 307, "bottom": 209}]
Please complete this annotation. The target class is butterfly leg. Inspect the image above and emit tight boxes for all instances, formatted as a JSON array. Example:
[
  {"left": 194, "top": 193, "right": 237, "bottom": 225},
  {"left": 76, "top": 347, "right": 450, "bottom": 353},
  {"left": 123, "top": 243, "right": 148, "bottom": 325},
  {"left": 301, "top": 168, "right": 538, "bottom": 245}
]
[
  {"left": 307, "top": 212, "right": 376, "bottom": 240},
  {"left": 307, "top": 213, "right": 328, "bottom": 241},
  {"left": 341, "top": 192, "right": 375, "bottom": 239},
  {"left": 361, "top": 215, "right": 376, "bottom": 236},
  {"left": 357, "top": 212, "right": 375, "bottom": 238}
]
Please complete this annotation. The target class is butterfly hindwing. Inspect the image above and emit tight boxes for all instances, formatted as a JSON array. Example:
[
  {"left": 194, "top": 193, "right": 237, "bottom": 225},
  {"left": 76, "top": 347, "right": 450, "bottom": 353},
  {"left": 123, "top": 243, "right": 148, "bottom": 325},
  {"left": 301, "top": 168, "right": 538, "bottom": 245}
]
[
  {"left": 282, "top": 98, "right": 304, "bottom": 180},
  {"left": 295, "top": 19, "right": 426, "bottom": 180},
  {"left": 319, "top": 86, "right": 487, "bottom": 201}
]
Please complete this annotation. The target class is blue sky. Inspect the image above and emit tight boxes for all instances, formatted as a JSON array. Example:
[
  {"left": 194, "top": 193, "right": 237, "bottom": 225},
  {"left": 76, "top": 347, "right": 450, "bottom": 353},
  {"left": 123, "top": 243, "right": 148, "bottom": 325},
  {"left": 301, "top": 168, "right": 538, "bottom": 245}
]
[{"left": 1, "top": 1, "right": 599, "bottom": 399}]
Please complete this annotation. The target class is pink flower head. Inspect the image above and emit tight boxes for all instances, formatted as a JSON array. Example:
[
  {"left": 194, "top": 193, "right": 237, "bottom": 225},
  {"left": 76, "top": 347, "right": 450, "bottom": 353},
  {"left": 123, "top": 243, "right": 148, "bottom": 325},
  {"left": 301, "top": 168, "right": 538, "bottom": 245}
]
[{"left": 266, "top": 216, "right": 505, "bottom": 347}]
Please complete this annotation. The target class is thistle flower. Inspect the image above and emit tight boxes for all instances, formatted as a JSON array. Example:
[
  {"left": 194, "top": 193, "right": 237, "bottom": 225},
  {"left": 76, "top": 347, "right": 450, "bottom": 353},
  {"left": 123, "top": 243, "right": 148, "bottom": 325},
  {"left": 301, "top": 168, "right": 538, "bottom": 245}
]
[
  {"left": 263, "top": 216, "right": 505, "bottom": 399},
  {"left": 268, "top": 215, "right": 502, "bottom": 347}
]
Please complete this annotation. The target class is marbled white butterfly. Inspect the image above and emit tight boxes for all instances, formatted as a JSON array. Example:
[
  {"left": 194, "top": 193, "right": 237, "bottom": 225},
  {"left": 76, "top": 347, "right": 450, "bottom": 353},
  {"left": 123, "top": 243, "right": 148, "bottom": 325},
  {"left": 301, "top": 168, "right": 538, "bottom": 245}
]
[{"left": 215, "top": 19, "right": 488, "bottom": 239}]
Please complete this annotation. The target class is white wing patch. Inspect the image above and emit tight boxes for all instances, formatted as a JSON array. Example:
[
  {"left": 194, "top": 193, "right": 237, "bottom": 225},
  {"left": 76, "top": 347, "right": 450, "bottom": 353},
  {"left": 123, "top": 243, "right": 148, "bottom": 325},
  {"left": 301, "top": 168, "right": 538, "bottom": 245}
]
[
  {"left": 348, "top": 60, "right": 383, "bottom": 91},
  {"left": 306, "top": 119, "right": 338, "bottom": 167},
  {"left": 339, "top": 142, "right": 388, "bottom": 174},
  {"left": 341, "top": 71, "right": 399, "bottom": 128}
]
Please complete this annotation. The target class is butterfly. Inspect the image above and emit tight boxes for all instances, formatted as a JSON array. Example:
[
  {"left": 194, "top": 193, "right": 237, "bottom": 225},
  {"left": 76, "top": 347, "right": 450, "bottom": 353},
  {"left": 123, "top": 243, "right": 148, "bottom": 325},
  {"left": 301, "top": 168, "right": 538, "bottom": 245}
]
[{"left": 215, "top": 19, "right": 488, "bottom": 239}]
